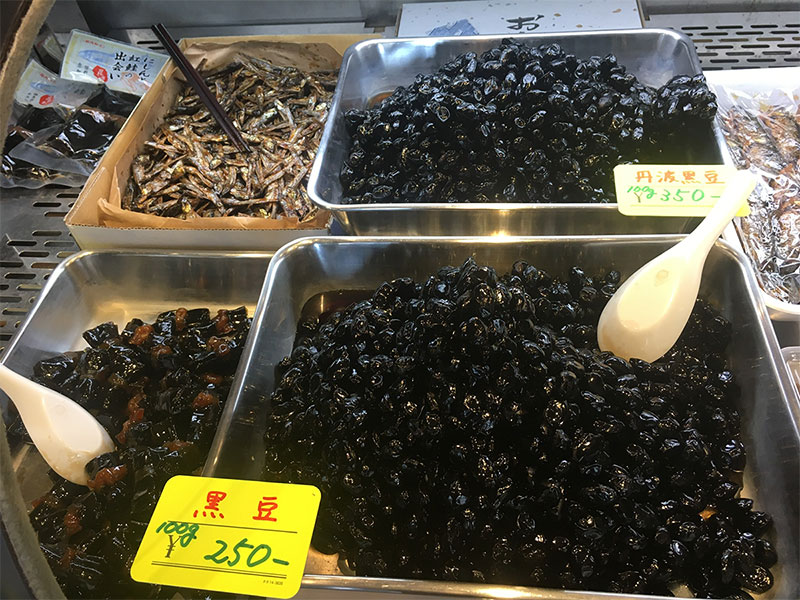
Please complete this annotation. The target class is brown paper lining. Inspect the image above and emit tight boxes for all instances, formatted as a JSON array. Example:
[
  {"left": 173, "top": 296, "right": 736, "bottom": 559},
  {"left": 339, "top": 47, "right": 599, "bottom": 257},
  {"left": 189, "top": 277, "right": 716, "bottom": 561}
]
[{"left": 78, "top": 39, "right": 345, "bottom": 232}]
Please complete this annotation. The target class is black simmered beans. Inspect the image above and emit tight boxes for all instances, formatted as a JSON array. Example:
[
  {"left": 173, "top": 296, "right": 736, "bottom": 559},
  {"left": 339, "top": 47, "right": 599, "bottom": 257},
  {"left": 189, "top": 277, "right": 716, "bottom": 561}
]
[
  {"left": 17, "top": 307, "right": 250, "bottom": 599},
  {"left": 264, "top": 259, "right": 775, "bottom": 598},
  {"left": 340, "top": 40, "right": 718, "bottom": 204}
]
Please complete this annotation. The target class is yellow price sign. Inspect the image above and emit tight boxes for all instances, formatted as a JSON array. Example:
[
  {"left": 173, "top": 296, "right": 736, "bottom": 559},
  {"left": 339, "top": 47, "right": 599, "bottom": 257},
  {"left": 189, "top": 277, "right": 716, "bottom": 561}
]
[
  {"left": 613, "top": 164, "right": 750, "bottom": 217},
  {"left": 131, "top": 476, "right": 320, "bottom": 599}
]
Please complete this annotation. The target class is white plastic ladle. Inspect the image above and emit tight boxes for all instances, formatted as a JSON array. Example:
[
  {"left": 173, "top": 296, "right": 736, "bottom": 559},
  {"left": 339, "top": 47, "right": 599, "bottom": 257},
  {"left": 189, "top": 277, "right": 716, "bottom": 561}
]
[
  {"left": 597, "top": 170, "right": 757, "bottom": 363},
  {"left": 0, "top": 364, "right": 115, "bottom": 485}
]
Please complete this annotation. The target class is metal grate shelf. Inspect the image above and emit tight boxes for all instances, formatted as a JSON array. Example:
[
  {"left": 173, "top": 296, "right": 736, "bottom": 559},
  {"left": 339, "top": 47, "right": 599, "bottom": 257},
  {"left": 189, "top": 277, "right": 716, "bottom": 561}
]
[
  {"left": 646, "top": 11, "right": 800, "bottom": 69},
  {"left": 0, "top": 187, "right": 80, "bottom": 355}
]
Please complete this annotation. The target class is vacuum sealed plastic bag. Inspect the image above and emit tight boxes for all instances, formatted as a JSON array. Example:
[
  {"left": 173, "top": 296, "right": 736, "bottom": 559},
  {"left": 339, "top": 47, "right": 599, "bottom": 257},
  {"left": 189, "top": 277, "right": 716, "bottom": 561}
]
[
  {"left": 1, "top": 126, "right": 86, "bottom": 188},
  {"left": 2, "top": 59, "right": 138, "bottom": 187},
  {"left": 84, "top": 86, "right": 139, "bottom": 117},
  {"left": 8, "top": 105, "right": 126, "bottom": 176},
  {"left": 714, "top": 81, "right": 800, "bottom": 305}
]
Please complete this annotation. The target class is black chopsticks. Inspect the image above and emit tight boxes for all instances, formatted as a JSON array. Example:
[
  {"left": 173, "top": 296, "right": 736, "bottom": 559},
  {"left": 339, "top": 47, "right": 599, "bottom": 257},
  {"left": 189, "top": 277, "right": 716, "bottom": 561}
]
[{"left": 151, "top": 23, "right": 251, "bottom": 153}]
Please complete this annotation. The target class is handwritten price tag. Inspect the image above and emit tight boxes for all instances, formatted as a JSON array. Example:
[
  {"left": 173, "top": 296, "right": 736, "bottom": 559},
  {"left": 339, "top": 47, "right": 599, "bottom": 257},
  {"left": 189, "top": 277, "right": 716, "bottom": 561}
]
[
  {"left": 131, "top": 476, "right": 320, "bottom": 599},
  {"left": 613, "top": 165, "right": 750, "bottom": 217}
]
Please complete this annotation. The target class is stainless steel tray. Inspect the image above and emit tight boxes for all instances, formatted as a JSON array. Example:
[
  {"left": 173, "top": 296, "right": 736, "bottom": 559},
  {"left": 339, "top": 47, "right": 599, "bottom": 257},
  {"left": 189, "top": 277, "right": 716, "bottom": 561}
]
[
  {"left": 308, "top": 30, "right": 729, "bottom": 236},
  {"left": 208, "top": 236, "right": 799, "bottom": 599},
  {"left": 0, "top": 250, "right": 272, "bottom": 599}
]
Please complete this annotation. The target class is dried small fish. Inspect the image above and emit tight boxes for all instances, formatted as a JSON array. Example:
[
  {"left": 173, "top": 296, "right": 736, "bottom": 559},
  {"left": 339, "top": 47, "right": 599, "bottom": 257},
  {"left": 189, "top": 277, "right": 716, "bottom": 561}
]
[{"left": 123, "top": 54, "right": 337, "bottom": 220}]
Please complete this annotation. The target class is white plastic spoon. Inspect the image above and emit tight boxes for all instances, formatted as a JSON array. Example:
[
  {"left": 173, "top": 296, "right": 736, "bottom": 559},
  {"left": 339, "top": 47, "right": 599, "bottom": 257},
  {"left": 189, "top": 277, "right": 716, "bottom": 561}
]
[
  {"left": 0, "top": 364, "right": 115, "bottom": 485},
  {"left": 597, "top": 170, "right": 757, "bottom": 363}
]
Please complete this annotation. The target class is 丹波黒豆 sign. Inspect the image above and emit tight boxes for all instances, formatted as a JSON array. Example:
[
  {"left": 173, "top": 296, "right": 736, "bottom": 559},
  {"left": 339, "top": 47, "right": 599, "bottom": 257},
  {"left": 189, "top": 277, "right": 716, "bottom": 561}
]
[{"left": 613, "top": 164, "right": 749, "bottom": 217}]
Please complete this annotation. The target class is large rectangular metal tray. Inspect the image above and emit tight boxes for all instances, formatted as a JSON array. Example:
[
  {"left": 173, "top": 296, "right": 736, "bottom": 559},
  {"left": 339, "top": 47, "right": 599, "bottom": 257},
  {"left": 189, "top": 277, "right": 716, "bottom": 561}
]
[
  {"left": 0, "top": 250, "right": 272, "bottom": 599},
  {"left": 308, "top": 30, "right": 729, "bottom": 236},
  {"left": 208, "top": 236, "right": 800, "bottom": 599}
]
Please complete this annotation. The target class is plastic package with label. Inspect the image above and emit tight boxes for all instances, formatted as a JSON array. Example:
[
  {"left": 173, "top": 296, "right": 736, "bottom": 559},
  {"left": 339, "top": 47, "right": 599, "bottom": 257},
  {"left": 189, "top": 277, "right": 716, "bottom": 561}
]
[
  {"left": 9, "top": 105, "right": 127, "bottom": 177},
  {"left": 713, "top": 80, "right": 800, "bottom": 305},
  {"left": 1, "top": 125, "right": 86, "bottom": 188},
  {"left": 60, "top": 29, "right": 168, "bottom": 96},
  {"left": 2, "top": 61, "right": 139, "bottom": 187},
  {"left": 4, "top": 88, "right": 137, "bottom": 182},
  {"left": 1, "top": 103, "right": 85, "bottom": 188}
]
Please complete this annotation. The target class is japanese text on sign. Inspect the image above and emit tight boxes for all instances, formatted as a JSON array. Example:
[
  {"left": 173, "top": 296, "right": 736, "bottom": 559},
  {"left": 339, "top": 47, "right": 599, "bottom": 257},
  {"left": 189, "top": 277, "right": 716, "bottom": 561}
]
[
  {"left": 14, "top": 60, "right": 97, "bottom": 109},
  {"left": 505, "top": 15, "right": 544, "bottom": 31},
  {"left": 60, "top": 30, "right": 167, "bottom": 96},
  {"left": 613, "top": 164, "right": 750, "bottom": 217},
  {"left": 131, "top": 476, "right": 320, "bottom": 599}
]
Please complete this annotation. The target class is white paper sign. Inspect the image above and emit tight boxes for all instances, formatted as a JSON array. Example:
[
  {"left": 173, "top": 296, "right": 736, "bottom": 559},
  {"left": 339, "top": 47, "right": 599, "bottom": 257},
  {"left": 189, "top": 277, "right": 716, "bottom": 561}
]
[
  {"left": 398, "top": 0, "right": 642, "bottom": 37},
  {"left": 60, "top": 30, "right": 168, "bottom": 96}
]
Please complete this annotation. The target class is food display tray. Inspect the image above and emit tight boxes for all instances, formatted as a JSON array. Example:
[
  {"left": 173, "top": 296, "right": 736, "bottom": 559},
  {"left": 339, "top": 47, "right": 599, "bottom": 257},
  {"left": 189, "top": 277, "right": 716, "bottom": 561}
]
[
  {"left": 64, "top": 34, "right": 378, "bottom": 252},
  {"left": 706, "top": 67, "right": 800, "bottom": 322},
  {"left": 207, "top": 236, "right": 800, "bottom": 599},
  {"left": 308, "top": 29, "right": 729, "bottom": 236},
  {"left": 0, "top": 250, "right": 272, "bottom": 599}
]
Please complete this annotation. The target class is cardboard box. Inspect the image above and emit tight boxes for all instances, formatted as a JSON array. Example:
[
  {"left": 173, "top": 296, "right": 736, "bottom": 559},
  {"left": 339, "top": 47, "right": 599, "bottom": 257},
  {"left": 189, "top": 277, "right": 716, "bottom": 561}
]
[{"left": 65, "top": 34, "right": 378, "bottom": 251}]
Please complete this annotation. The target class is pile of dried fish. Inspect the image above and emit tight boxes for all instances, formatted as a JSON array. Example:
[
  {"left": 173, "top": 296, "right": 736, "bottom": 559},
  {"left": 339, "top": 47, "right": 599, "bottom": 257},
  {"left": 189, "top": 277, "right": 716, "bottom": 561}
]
[{"left": 123, "top": 55, "right": 338, "bottom": 220}]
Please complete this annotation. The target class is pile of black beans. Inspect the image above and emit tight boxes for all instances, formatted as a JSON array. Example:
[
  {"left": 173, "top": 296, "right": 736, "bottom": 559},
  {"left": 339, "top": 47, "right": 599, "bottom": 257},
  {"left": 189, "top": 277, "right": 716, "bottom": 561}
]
[
  {"left": 16, "top": 307, "right": 250, "bottom": 599},
  {"left": 264, "top": 259, "right": 776, "bottom": 598},
  {"left": 340, "top": 40, "right": 717, "bottom": 204}
]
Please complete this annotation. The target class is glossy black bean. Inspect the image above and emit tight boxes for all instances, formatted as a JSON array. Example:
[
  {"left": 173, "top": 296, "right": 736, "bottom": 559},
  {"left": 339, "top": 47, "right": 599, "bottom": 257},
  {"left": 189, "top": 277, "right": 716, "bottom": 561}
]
[
  {"left": 261, "top": 258, "right": 773, "bottom": 597},
  {"left": 22, "top": 307, "right": 252, "bottom": 599},
  {"left": 339, "top": 42, "right": 716, "bottom": 205}
]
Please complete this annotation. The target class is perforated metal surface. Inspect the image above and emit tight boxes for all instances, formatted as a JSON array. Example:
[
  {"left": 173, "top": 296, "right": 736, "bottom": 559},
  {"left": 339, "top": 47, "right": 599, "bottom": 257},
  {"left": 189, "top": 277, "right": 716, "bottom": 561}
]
[
  {"left": 647, "top": 12, "right": 800, "bottom": 69},
  {"left": 0, "top": 188, "right": 80, "bottom": 355}
]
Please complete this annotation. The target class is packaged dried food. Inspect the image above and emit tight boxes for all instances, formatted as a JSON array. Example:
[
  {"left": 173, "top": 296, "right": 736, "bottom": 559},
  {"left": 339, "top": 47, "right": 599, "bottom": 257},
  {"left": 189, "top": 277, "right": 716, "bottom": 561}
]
[
  {"left": 3, "top": 64, "right": 137, "bottom": 187},
  {"left": 13, "top": 59, "right": 98, "bottom": 112},
  {"left": 84, "top": 87, "right": 139, "bottom": 118},
  {"left": 15, "top": 104, "right": 68, "bottom": 131},
  {"left": 708, "top": 71, "right": 800, "bottom": 308},
  {"left": 8, "top": 105, "right": 126, "bottom": 177},
  {"left": 60, "top": 30, "right": 168, "bottom": 97},
  {"left": 2, "top": 127, "right": 53, "bottom": 182},
  {"left": 0, "top": 124, "right": 86, "bottom": 189},
  {"left": 2, "top": 61, "right": 100, "bottom": 187}
]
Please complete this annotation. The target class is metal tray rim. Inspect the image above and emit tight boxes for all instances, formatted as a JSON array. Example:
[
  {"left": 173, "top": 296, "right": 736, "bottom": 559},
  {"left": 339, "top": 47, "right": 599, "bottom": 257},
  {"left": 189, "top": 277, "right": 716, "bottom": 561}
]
[
  {"left": 0, "top": 249, "right": 275, "bottom": 367},
  {"left": 246, "top": 235, "right": 798, "bottom": 410},
  {"left": 299, "top": 573, "right": 677, "bottom": 599},
  {"left": 342, "top": 27, "right": 692, "bottom": 53}
]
